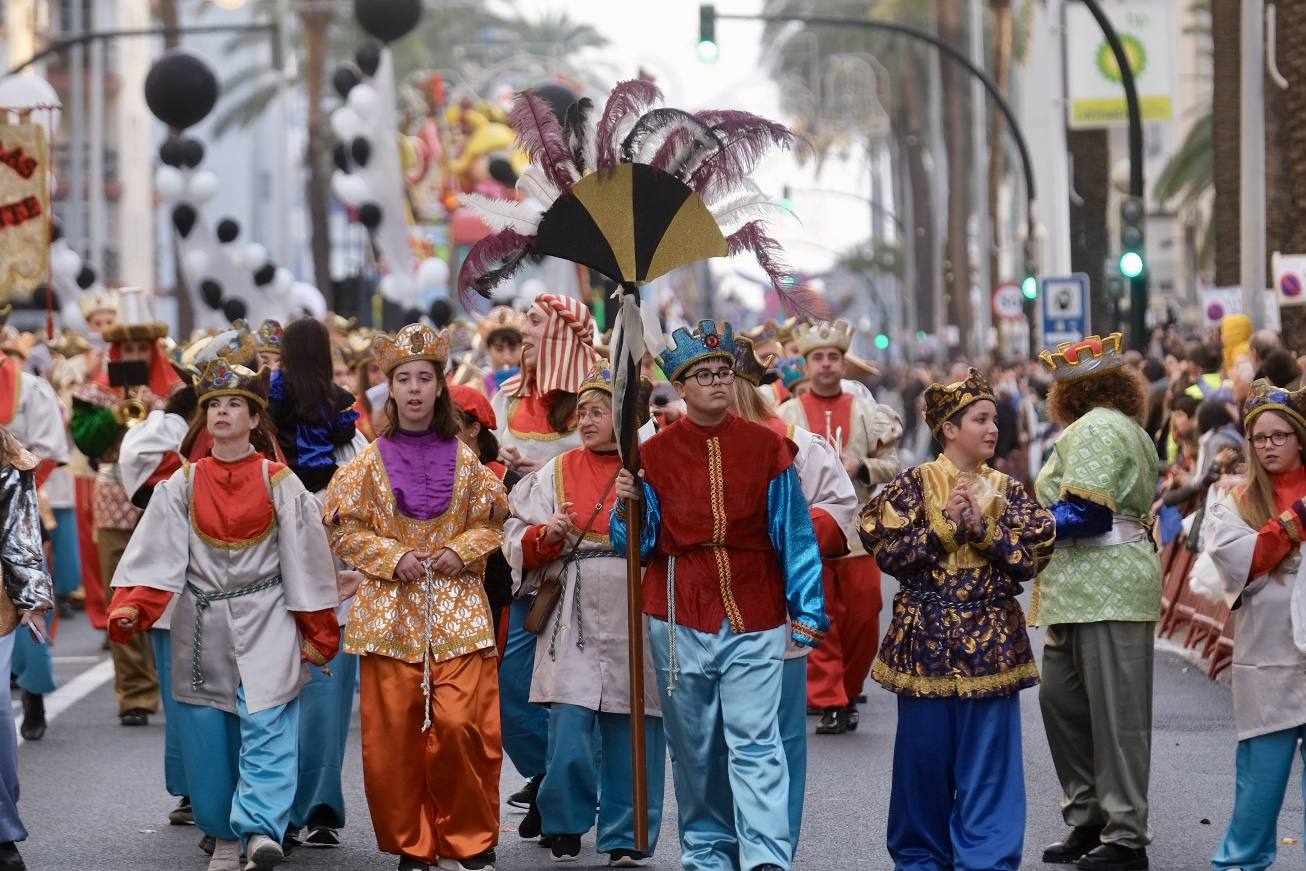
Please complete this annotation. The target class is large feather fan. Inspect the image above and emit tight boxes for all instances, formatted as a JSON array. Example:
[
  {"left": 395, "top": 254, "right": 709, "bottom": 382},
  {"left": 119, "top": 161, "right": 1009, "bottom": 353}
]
[{"left": 458, "top": 80, "right": 824, "bottom": 319}]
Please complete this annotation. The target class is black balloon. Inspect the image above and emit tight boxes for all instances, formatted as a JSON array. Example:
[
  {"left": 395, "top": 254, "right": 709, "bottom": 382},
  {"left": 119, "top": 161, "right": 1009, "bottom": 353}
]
[
  {"left": 145, "top": 51, "right": 219, "bottom": 130},
  {"left": 358, "top": 203, "right": 383, "bottom": 230},
  {"left": 180, "top": 138, "right": 205, "bottom": 169},
  {"left": 159, "top": 138, "right": 184, "bottom": 167},
  {"left": 31, "top": 285, "right": 55, "bottom": 310},
  {"left": 172, "top": 204, "right": 197, "bottom": 238},
  {"left": 200, "top": 280, "right": 224, "bottom": 309},
  {"left": 531, "top": 82, "right": 580, "bottom": 124},
  {"left": 222, "top": 298, "right": 248, "bottom": 322},
  {"left": 428, "top": 298, "right": 454, "bottom": 328},
  {"left": 253, "top": 264, "right": 277, "bottom": 286},
  {"left": 332, "top": 142, "right": 350, "bottom": 173},
  {"left": 350, "top": 137, "right": 371, "bottom": 168},
  {"left": 356, "top": 42, "right": 382, "bottom": 78},
  {"left": 487, "top": 157, "right": 517, "bottom": 188},
  {"left": 355, "top": 0, "right": 422, "bottom": 43},
  {"left": 76, "top": 266, "right": 96, "bottom": 290},
  {"left": 333, "top": 65, "right": 361, "bottom": 100},
  {"left": 403, "top": 306, "right": 425, "bottom": 326},
  {"left": 49, "top": 221, "right": 62, "bottom": 243},
  {"left": 216, "top": 219, "right": 240, "bottom": 244}
]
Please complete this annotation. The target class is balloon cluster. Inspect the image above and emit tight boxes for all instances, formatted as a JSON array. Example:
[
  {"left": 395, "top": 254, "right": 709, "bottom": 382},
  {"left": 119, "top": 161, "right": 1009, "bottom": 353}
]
[{"left": 330, "top": 0, "right": 448, "bottom": 314}]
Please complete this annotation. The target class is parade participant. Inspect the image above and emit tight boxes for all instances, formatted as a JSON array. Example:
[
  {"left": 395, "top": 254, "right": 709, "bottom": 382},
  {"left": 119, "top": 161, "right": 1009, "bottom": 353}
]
[
  {"left": 0, "top": 427, "right": 55, "bottom": 871},
  {"left": 80, "top": 289, "right": 120, "bottom": 338},
  {"left": 336, "top": 332, "right": 381, "bottom": 442},
  {"left": 1205, "top": 381, "right": 1306, "bottom": 871},
  {"left": 613, "top": 320, "right": 828, "bottom": 871},
  {"left": 324, "top": 323, "right": 507, "bottom": 871},
  {"left": 778, "top": 319, "right": 902, "bottom": 735},
  {"left": 731, "top": 337, "right": 855, "bottom": 857},
  {"left": 490, "top": 292, "right": 596, "bottom": 835},
  {"left": 504, "top": 363, "right": 666, "bottom": 866},
  {"left": 107, "top": 357, "right": 340, "bottom": 871},
  {"left": 255, "top": 320, "right": 283, "bottom": 371},
  {"left": 82, "top": 287, "right": 184, "bottom": 727},
  {"left": 776, "top": 358, "right": 809, "bottom": 399},
  {"left": 860, "top": 368, "right": 1055, "bottom": 871},
  {"left": 478, "top": 306, "right": 525, "bottom": 397},
  {"left": 1033, "top": 334, "right": 1161, "bottom": 871}
]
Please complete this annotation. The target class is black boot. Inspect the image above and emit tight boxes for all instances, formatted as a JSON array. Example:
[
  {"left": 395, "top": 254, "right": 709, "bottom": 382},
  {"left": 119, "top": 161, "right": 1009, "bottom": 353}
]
[
  {"left": 844, "top": 701, "right": 860, "bottom": 732},
  {"left": 549, "top": 834, "right": 582, "bottom": 861},
  {"left": 0, "top": 842, "right": 24, "bottom": 870},
  {"left": 815, "top": 707, "right": 848, "bottom": 734},
  {"left": 1077, "top": 843, "right": 1148, "bottom": 871},
  {"left": 1042, "top": 826, "right": 1104, "bottom": 864},
  {"left": 19, "top": 692, "right": 44, "bottom": 741},
  {"left": 518, "top": 799, "right": 542, "bottom": 839}
]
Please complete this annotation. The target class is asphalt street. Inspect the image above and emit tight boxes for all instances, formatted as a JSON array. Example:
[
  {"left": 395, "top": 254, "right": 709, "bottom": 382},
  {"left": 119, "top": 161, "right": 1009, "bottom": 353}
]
[{"left": 13, "top": 578, "right": 1288, "bottom": 871}]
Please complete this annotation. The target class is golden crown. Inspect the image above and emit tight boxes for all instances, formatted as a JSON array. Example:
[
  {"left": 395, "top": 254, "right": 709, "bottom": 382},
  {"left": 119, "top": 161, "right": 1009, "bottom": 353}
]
[
  {"left": 577, "top": 360, "right": 613, "bottom": 396},
  {"left": 733, "top": 335, "right": 774, "bottom": 386},
  {"left": 924, "top": 368, "right": 996, "bottom": 436},
  {"left": 195, "top": 358, "right": 271, "bottom": 408},
  {"left": 255, "top": 319, "right": 282, "bottom": 354},
  {"left": 794, "top": 319, "right": 854, "bottom": 357},
  {"left": 78, "top": 289, "right": 119, "bottom": 321},
  {"left": 1244, "top": 379, "right": 1306, "bottom": 431},
  {"left": 1038, "top": 333, "right": 1125, "bottom": 381},
  {"left": 478, "top": 306, "right": 526, "bottom": 342},
  {"left": 374, "top": 323, "right": 449, "bottom": 376}
]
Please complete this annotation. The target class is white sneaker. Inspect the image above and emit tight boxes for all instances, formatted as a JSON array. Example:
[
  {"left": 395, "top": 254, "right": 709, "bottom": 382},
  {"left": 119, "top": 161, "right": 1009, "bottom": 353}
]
[
  {"left": 245, "top": 834, "right": 284, "bottom": 869},
  {"left": 207, "top": 839, "right": 242, "bottom": 871}
]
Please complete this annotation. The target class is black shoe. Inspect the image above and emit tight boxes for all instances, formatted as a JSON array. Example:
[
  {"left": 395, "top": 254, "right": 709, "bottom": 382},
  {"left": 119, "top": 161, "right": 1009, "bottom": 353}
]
[
  {"left": 398, "top": 858, "right": 428, "bottom": 871},
  {"left": 518, "top": 800, "right": 542, "bottom": 839},
  {"left": 168, "top": 796, "right": 194, "bottom": 825},
  {"left": 815, "top": 707, "right": 848, "bottom": 734},
  {"left": 752, "top": 866, "right": 784, "bottom": 871},
  {"left": 855, "top": 693, "right": 867, "bottom": 703},
  {"left": 537, "top": 835, "right": 554, "bottom": 848},
  {"left": 607, "top": 849, "right": 652, "bottom": 867},
  {"left": 443, "top": 850, "right": 496, "bottom": 870},
  {"left": 844, "top": 702, "right": 859, "bottom": 732},
  {"left": 0, "top": 842, "right": 25, "bottom": 871},
  {"left": 1077, "top": 844, "right": 1148, "bottom": 871},
  {"left": 199, "top": 834, "right": 216, "bottom": 855},
  {"left": 507, "top": 773, "right": 542, "bottom": 809},
  {"left": 1042, "top": 827, "right": 1104, "bottom": 864},
  {"left": 19, "top": 692, "right": 44, "bottom": 741},
  {"left": 549, "top": 834, "right": 581, "bottom": 862},
  {"left": 303, "top": 825, "right": 340, "bottom": 847},
  {"left": 120, "top": 708, "right": 150, "bottom": 726}
]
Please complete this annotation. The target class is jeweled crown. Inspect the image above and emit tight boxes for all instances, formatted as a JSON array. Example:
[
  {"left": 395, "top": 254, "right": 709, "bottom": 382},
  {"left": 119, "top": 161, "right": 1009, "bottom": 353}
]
[
  {"left": 924, "top": 368, "right": 996, "bottom": 436},
  {"left": 578, "top": 360, "right": 613, "bottom": 396},
  {"left": 733, "top": 335, "right": 774, "bottom": 386},
  {"left": 1038, "top": 333, "right": 1125, "bottom": 381},
  {"left": 776, "top": 356, "right": 808, "bottom": 389},
  {"left": 196, "top": 357, "right": 270, "bottom": 408},
  {"left": 196, "top": 321, "right": 257, "bottom": 367},
  {"left": 255, "top": 319, "right": 283, "bottom": 354},
  {"left": 794, "top": 319, "right": 854, "bottom": 357},
  {"left": 374, "top": 323, "right": 449, "bottom": 376},
  {"left": 1244, "top": 379, "right": 1306, "bottom": 431},
  {"left": 658, "top": 320, "right": 736, "bottom": 382}
]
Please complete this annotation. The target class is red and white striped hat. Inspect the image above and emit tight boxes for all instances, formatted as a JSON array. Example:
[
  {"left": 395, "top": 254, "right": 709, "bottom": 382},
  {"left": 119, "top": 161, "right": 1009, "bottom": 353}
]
[{"left": 508, "top": 293, "right": 599, "bottom": 397}]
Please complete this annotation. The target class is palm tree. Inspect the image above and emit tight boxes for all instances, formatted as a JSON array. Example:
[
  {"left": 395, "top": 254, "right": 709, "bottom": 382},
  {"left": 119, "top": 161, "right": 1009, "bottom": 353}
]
[{"left": 1210, "top": 0, "right": 1239, "bottom": 288}]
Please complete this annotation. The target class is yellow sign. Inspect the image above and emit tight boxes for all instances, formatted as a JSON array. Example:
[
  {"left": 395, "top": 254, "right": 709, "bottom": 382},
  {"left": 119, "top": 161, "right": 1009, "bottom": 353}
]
[
  {"left": 1070, "top": 96, "right": 1174, "bottom": 127},
  {"left": 0, "top": 122, "right": 48, "bottom": 296}
]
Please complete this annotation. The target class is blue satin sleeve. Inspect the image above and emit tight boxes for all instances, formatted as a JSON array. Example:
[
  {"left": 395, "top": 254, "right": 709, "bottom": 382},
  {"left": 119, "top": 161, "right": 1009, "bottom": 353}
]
[
  {"left": 1051, "top": 496, "right": 1113, "bottom": 539},
  {"left": 767, "top": 466, "right": 828, "bottom": 647},
  {"left": 609, "top": 480, "right": 660, "bottom": 561}
]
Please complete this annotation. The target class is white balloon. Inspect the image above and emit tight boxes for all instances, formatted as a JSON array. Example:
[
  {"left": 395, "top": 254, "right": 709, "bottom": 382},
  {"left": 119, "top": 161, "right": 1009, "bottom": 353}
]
[
  {"left": 330, "top": 107, "right": 361, "bottom": 142},
  {"left": 291, "top": 282, "right": 327, "bottom": 317},
  {"left": 331, "top": 171, "right": 367, "bottom": 208},
  {"left": 273, "top": 267, "right": 295, "bottom": 292},
  {"left": 189, "top": 170, "right": 220, "bottom": 204},
  {"left": 0, "top": 75, "right": 61, "bottom": 139},
  {"left": 182, "top": 247, "right": 210, "bottom": 277},
  {"left": 243, "top": 243, "right": 268, "bottom": 270},
  {"left": 418, "top": 257, "right": 449, "bottom": 291},
  {"left": 155, "top": 166, "right": 186, "bottom": 203},
  {"left": 51, "top": 245, "right": 81, "bottom": 281},
  {"left": 346, "top": 84, "right": 379, "bottom": 120},
  {"left": 378, "top": 274, "right": 399, "bottom": 302}
]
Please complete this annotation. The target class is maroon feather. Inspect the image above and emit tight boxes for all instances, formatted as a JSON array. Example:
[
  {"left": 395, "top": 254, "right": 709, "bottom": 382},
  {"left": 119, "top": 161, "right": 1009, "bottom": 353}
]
[
  {"left": 456, "top": 229, "right": 537, "bottom": 310},
  {"left": 687, "top": 110, "right": 799, "bottom": 200},
  {"left": 510, "top": 91, "right": 577, "bottom": 192},
  {"left": 726, "top": 221, "right": 829, "bottom": 320},
  {"left": 595, "top": 80, "right": 662, "bottom": 171}
]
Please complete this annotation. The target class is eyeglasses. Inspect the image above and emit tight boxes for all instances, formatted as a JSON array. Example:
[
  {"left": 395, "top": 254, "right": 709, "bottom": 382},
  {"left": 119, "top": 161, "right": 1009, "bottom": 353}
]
[
  {"left": 684, "top": 368, "right": 736, "bottom": 387},
  {"left": 1252, "top": 431, "right": 1295, "bottom": 448}
]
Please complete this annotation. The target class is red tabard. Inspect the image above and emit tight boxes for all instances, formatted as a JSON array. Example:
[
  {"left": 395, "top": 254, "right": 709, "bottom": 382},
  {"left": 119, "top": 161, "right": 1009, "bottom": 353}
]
[
  {"left": 640, "top": 414, "right": 796, "bottom": 634},
  {"left": 800, "top": 389, "right": 853, "bottom": 446}
]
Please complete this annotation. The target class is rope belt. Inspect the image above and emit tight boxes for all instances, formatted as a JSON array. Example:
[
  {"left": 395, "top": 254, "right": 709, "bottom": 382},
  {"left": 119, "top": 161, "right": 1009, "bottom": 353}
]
[
  {"left": 186, "top": 575, "right": 282, "bottom": 692},
  {"left": 1055, "top": 515, "right": 1151, "bottom": 549},
  {"left": 548, "top": 549, "right": 621, "bottom": 661}
]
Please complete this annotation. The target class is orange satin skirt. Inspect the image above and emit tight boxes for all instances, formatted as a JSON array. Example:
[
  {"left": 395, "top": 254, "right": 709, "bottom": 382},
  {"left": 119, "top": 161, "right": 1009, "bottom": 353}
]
[{"left": 359, "top": 650, "right": 503, "bottom": 864}]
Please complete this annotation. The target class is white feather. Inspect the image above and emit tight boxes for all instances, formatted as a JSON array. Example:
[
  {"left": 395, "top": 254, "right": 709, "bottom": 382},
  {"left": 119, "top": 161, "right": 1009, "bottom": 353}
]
[
  {"left": 600, "top": 112, "right": 642, "bottom": 170},
  {"left": 709, "top": 191, "right": 797, "bottom": 233},
  {"left": 457, "top": 193, "right": 543, "bottom": 234},
  {"left": 516, "top": 165, "right": 561, "bottom": 209},
  {"left": 580, "top": 111, "right": 600, "bottom": 177}
]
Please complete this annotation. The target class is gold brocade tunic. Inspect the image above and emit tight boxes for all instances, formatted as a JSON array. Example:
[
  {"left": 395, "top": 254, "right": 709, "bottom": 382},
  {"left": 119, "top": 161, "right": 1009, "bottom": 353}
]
[
  {"left": 324, "top": 440, "right": 508, "bottom": 663},
  {"left": 859, "top": 454, "right": 1055, "bottom": 698}
]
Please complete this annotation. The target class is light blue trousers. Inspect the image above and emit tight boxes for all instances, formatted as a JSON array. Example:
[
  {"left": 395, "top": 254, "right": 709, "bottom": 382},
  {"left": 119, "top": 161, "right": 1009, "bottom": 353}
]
[
  {"left": 1213, "top": 725, "right": 1306, "bottom": 871},
  {"left": 888, "top": 694, "right": 1025, "bottom": 871},
  {"left": 173, "top": 687, "right": 299, "bottom": 845},
  {"left": 291, "top": 646, "right": 358, "bottom": 830},
  {"left": 0, "top": 633, "right": 26, "bottom": 843},
  {"left": 500, "top": 597, "right": 548, "bottom": 779},
  {"left": 151, "top": 629, "right": 188, "bottom": 798},
  {"left": 779, "top": 656, "right": 808, "bottom": 859},
  {"left": 649, "top": 618, "right": 791, "bottom": 871},
  {"left": 12, "top": 613, "right": 54, "bottom": 695},
  {"left": 50, "top": 507, "right": 82, "bottom": 599},
  {"left": 539, "top": 703, "right": 666, "bottom": 853}
]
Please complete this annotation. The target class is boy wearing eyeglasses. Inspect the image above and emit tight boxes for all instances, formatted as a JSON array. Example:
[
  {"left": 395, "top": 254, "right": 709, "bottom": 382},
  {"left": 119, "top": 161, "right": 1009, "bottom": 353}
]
[{"left": 613, "top": 320, "right": 827, "bottom": 871}]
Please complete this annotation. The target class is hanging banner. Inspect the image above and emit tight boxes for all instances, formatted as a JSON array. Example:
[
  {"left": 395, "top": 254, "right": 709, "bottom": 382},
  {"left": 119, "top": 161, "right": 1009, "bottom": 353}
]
[
  {"left": 1066, "top": 0, "right": 1176, "bottom": 128},
  {"left": 0, "top": 122, "right": 48, "bottom": 295}
]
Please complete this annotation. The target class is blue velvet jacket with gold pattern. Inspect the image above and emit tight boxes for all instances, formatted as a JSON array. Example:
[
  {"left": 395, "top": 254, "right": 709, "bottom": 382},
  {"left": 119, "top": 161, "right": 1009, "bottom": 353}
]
[{"left": 859, "top": 454, "right": 1055, "bottom": 699}]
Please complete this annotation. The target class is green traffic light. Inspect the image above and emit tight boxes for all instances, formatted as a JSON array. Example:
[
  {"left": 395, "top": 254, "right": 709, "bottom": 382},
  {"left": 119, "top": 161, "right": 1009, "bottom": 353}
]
[
  {"left": 696, "top": 40, "right": 720, "bottom": 62},
  {"left": 1120, "top": 251, "right": 1144, "bottom": 278},
  {"left": 1021, "top": 276, "right": 1038, "bottom": 299},
  {"left": 874, "top": 333, "right": 890, "bottom": 350},
  {"left": 916, "top": 330, "right": 927, "bottom": 341}
]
